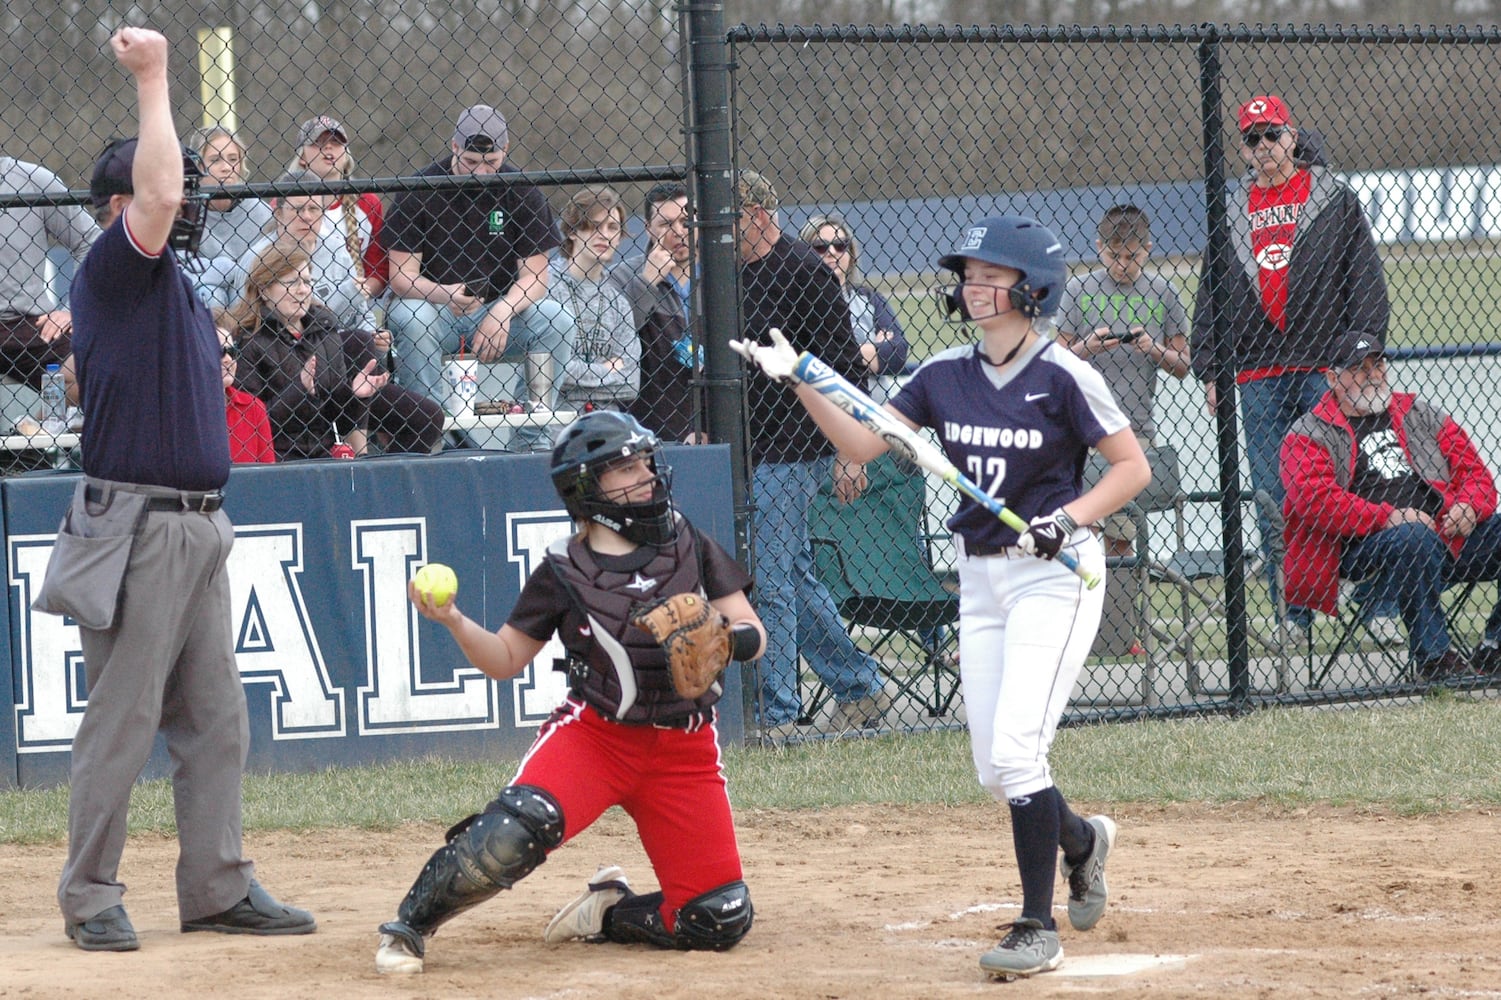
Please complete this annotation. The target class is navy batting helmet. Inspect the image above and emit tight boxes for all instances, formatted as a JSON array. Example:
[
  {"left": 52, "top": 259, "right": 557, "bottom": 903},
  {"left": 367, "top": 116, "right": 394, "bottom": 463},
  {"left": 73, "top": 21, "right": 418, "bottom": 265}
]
[
  {"left": 937, "top": 215, "right": 1066, "bottom": 319},
  {"left": 551, "top": 410, "right": 677, "bottom": 546}
]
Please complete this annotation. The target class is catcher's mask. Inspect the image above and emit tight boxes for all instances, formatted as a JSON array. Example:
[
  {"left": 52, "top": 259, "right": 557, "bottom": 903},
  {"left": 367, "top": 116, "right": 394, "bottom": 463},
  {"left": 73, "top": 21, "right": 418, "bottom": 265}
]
[
  {"left": 934, "top": 214, "right": 1066, "bottom": 323},
  {"left": 550, "top": 410, "right": 678, "bottom": 546},
  {"left": 89, "top": 137, "right": 208, "bottom": 255}
]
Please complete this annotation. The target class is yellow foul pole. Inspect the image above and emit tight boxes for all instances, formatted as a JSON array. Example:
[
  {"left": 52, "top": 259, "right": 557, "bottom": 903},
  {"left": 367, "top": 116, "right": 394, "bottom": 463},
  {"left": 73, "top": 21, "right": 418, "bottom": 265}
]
[{"left": 196, "top": 27, "right": 237, "bottom": 132}]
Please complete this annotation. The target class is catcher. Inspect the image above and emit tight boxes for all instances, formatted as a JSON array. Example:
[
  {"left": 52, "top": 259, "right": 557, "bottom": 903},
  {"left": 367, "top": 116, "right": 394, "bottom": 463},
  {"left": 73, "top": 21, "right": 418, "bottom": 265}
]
[{"left": 375, "top": 409, "right": 765, "bottom": 974}]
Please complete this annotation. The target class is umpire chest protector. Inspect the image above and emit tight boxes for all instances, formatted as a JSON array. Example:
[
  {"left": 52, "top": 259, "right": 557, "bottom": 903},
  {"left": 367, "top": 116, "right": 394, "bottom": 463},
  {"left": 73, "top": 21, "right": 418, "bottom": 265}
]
[{"left": 546, "top": 527, "right": 717, "bottom": 724}]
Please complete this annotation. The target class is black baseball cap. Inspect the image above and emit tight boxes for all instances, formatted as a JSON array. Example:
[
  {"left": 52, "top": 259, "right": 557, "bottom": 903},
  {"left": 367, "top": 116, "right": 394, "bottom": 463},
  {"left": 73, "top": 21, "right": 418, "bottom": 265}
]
[
  {"left": 1329, "top": 330, "right": 1385, "bottom": 370},
  {"left": 89, "top": 138, "right": 203, "bottom": 208},
  {"left": 89, "top": 138, "right": 138, "bottom": 208}
]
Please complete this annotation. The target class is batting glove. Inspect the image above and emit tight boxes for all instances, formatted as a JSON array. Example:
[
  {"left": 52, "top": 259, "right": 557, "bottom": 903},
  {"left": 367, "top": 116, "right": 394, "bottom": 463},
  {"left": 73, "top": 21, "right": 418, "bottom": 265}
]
[
  {"left": 729, "top": 327, "right": 803, "bottom": 385},
  {"left": 1017, "top": 509, "right": 1079, "bottom": 561}
]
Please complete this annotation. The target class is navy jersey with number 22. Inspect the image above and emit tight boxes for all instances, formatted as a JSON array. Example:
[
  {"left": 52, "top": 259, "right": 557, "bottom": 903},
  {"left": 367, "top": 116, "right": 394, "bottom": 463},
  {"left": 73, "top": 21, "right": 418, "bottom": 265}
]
[{"left": 890, "top": 337, "right": 1129, "bottom": 550}]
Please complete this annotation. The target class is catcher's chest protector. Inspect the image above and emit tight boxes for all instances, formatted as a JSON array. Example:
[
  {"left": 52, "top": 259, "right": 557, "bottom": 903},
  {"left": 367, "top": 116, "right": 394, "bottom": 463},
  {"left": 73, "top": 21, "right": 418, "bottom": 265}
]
[{"left": 547, "top": 529, "right": 716, "bottom": 723}]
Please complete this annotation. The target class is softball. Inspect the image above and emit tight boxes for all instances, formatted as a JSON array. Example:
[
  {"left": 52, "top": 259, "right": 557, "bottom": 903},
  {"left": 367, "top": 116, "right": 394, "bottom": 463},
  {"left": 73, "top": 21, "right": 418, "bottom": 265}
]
[{"left": 413, "top": 562, "right": 458, "bottom": 607}]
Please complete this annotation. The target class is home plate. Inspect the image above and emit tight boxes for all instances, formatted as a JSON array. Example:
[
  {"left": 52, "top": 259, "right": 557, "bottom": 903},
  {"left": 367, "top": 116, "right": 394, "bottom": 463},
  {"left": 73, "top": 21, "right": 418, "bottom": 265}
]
[{"left": 1057, "top": 953, "right": 1192, "bottom": 977}]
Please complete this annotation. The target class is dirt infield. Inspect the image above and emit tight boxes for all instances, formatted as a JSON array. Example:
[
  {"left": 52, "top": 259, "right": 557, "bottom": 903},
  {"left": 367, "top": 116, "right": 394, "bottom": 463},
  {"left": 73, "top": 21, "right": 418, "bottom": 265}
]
[{"left": 2, "top": 802, "right": 1497, "bottom": 998}]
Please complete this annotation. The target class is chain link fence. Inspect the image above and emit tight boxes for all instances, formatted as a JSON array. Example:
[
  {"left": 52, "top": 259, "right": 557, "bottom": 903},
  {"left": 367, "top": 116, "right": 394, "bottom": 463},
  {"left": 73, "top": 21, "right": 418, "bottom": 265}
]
[
  {"left": 4, "top": 11, "right": 1501, "bottom": 742},
  {"left": 729, "top": 24, "right": 1501, "bottom": 739}
]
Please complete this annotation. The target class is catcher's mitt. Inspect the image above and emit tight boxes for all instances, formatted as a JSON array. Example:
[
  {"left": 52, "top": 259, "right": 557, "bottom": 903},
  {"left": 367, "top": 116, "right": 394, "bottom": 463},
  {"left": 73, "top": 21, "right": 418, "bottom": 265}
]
[{"left": 629, "top": 592, "right": 732, "bottom": 699}]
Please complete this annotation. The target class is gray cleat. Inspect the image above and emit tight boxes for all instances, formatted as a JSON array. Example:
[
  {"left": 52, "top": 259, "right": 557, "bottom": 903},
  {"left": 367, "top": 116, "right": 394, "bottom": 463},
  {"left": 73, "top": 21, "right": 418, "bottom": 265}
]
[
  {"left": 979, "top": 918, "right": 1063, "bottom": 979},
  {"left": 1062, "top": 814, "right": 1117, "bottom": 931}
]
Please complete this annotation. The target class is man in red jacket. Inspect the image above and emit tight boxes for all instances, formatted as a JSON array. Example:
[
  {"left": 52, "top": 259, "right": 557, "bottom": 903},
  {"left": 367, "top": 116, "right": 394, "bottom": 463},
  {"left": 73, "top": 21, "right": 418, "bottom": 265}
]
[{"left": 1281, "top": 330, "right": 1501, "bottom": 679}]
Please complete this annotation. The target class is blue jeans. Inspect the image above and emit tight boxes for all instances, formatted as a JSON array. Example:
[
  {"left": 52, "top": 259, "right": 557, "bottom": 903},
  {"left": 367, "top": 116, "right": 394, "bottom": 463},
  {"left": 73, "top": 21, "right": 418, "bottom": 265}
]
[
  {"left": 1340, "top": 517, "right": 1501, "bottom": 663},
  {"left": 385, "top": 297, "right": 575, "bottom": 449},
  {"left": 1241, "top": 370, "right": 1327, "bottom": 623},
  {"left": 751, "top": 457, "right": 882, "bottom": 726}
]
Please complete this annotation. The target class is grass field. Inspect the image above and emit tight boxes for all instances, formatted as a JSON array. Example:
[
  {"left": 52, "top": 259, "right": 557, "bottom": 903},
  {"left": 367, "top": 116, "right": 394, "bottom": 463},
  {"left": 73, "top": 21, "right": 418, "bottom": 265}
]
[
  {"left": 3, "top": 696, "right": 1498, "bottom": 844},
  {"left": 878, "top": 242, "right": 1501, "bottom": 364}
]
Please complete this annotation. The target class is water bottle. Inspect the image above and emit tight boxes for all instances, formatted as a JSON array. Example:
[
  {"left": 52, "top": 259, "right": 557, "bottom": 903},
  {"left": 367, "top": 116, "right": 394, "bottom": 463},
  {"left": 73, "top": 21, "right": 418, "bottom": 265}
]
[{"left": 40, "top": 363, "right": 68, "bottom": 435}]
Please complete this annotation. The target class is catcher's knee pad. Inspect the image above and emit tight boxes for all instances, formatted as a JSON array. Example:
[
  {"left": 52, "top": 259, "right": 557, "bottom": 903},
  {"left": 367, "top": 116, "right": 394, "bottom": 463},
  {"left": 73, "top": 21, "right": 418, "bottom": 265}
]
[
  {"left": 462, "top": 785, "right": 566, "bottom": 888},
  {"left": 675, "top": 881, "right": 754, "bottom": 951},
  {"left": 395, "top": 785, "right": 564, "bottom": 935},
  {"left": 606, "top": 882, "right": 753, "bottom": 951}
]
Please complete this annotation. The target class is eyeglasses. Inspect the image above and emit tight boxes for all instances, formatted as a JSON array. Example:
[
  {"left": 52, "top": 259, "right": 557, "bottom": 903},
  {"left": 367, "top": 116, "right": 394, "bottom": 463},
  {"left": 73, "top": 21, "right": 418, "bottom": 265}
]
[
  {"left": 810, "top": 240, "right": 850, "bottom": 254},
  {"left": 1241, "top": 126, "right": 1286, "bottom": 146},
  {"left": 272, "top": 275, "right": 313, "bottom": 290}
]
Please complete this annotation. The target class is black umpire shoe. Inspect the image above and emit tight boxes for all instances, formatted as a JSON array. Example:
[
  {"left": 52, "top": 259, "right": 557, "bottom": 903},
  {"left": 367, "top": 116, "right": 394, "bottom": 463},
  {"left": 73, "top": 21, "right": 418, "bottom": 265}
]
[
  {"left": 65, "top": 904, "right": 140, "bottom": 952},
  {"left": 181, "top": 880, "right": 316, "bottom": 935}
]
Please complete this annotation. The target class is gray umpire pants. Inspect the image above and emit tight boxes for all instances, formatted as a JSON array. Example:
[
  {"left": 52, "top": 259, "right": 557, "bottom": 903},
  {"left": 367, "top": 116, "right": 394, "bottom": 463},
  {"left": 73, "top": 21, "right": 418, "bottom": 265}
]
[{"left": 54, "top": 479, "right": 254, "bottom": 924}]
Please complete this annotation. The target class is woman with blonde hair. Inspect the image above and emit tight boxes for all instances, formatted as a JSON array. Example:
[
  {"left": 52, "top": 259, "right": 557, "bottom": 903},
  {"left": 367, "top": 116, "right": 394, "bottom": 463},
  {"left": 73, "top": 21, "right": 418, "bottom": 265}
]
[
  {"left": 289, "top": 115, "right": 387, "bottom": 298},
  {"left": 186, "top": 124, "right": 272, "bottom": 309}
]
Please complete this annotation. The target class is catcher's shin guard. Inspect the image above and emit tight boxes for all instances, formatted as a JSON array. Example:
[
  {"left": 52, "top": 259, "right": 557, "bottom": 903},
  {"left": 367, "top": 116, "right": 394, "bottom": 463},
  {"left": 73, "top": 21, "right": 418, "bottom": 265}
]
[
  {"left": 389, "top": 785, "right": 564, "bottom": 937},
  {"left": 607, "top": 881, "right": 753, "bottom": 951}
]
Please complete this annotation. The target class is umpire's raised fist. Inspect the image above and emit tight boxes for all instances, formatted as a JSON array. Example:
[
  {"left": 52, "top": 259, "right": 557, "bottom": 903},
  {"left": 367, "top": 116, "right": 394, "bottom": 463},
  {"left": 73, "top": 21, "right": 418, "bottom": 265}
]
[{"left": 111, "top": 27, "right": 169, "bottom": 77}]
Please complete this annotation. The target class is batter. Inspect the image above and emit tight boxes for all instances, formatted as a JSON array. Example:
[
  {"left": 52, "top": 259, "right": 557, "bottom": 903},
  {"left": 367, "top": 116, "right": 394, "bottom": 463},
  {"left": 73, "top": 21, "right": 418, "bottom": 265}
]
[{"left": 733, "top": 215, "right": 1150, "bottom": 978}]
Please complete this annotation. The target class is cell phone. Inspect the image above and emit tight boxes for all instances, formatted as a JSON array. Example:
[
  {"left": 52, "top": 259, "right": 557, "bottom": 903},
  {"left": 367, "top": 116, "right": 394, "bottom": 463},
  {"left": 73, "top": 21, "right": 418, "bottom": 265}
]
[{"left": 1104, "top": 329, "right": 1142, "bottom": 342}]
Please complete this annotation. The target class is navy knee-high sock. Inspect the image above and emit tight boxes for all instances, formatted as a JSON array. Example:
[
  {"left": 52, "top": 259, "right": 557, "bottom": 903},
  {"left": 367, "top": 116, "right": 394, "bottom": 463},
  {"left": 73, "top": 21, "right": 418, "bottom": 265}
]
[
  {"left": 1056, "top": 789, "right": 1093, "bottom": 867},
  {"left": 1008, "top": 786, "right": 1061, "bottom": 928}
]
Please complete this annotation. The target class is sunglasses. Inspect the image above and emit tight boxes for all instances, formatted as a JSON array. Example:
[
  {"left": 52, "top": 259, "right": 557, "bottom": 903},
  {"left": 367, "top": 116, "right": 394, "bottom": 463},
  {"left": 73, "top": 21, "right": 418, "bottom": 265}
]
[
  {"left": 221, "top": 343, "right": 241, "bottom": 360},
  {"left": 1241, "top": 126, "right": 1286, "bottom": 146},
  {"left": 810, "top": 240, "right": 850, "bottom": 254}
]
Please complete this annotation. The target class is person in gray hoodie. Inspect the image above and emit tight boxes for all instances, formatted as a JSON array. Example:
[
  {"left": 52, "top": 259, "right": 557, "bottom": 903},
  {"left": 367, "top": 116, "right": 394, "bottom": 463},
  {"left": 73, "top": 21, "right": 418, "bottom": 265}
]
[{"left": 549, "top": 186, "right": 639, "bottom": 409}]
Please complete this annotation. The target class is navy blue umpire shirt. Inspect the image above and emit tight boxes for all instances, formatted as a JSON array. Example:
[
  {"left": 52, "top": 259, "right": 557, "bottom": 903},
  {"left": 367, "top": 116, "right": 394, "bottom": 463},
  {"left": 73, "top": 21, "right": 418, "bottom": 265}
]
[{"left": 71, "top": 209, "right": 231, "bottom": 491}]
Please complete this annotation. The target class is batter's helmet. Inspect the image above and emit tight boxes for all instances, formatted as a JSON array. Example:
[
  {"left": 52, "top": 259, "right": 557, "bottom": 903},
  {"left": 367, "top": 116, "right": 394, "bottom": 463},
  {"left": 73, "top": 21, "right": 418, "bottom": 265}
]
[
  {"left": 551, "top": 410, "right": 678, "bottom": 546},
  {"left": 937, "top": 215, "right": 1067, "bottom": 319}
]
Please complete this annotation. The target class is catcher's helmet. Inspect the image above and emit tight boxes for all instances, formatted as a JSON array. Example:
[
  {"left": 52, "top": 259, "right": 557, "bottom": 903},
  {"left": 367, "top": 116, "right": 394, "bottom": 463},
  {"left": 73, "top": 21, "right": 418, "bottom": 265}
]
[
  {"left": 936, "top": 215, "right": 1066, "bottom": 319},
  {"left": 90, "top": 137, "right": 208, "bottom": 255},
  {"left": 551, "top": 410, "right": 678, "bottom": 546}
]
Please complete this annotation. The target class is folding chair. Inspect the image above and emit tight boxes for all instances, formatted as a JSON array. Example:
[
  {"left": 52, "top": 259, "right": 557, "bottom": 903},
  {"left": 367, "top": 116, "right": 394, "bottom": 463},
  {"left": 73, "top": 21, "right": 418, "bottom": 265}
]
[
  {"left": 1147, "top": 488, "right": 1293, "bottom": 695},
  {"left": 1078, "top": 444, "right": 1186, "bottom": 706},
  {"left": 808, "top": 452, "right": 961, "bottom": 721},
  {"left": 1310, "top": 575, "right": 1484, "bottom": 690}
]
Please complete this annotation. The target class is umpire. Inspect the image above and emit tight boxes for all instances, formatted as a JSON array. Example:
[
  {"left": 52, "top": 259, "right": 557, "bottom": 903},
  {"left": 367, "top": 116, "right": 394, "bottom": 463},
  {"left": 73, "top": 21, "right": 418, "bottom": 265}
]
[{"left": 34, "top": 27, "right": 314, "bottom": 952}]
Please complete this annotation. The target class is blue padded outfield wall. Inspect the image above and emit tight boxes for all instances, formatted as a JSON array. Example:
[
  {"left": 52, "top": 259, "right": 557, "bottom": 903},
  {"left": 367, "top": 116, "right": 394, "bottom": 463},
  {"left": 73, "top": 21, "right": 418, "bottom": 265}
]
[{"left": 0, "top": 447, "right": 742, "bottom": 789}]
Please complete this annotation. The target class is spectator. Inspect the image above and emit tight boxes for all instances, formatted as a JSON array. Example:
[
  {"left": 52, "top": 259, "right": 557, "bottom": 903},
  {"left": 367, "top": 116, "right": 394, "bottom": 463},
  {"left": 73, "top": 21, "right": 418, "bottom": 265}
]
[
  {"left": 736, "top": 168, "right": 887, "bottom": 737},
  {"left": 608, "top": 181, "right": 698, "bottom": 442},
  {"left": 214, "top": 316, "right": 275, "bottom": 463},
  {"left": 1058, "top": 204, "right": 1190, "bottom": 559},
  {"left": 186, "top": 125, "right": 271, "bottom": 311},
  {"left": 241, "top": 170, "right": 376, "bottom": 331},
  {"left": 339, "top": 324, "right": 445, "bottom": 455},
  {"left": 0, "top": 151, "right": 98, "bottom": 398},
  {"left": 1190, "top": 94, "right": 1389, "bottom": 639},
  {"left": 38, "top": 27, "right": 313, "bottom": 953},
  {"left": 550, "top": 185, "right": 639, "bottom": 410},
  {"left": 226, "top": 241, "right": 387, "bottom": 460},
  {"left": 1282, "top": 330, "right": 1501, "bottom": 680},
  {"left": 244, "top": 170, "right": 440, "bottom": 455},
  {"left": 287, "top": 114, "right": 387, "bottom": 299},
  {"left": 382, "top": 104, "right": 575, "bottom": 451},
  {"left": 797, "top": 213, "right": 908, "bottom": 398}
]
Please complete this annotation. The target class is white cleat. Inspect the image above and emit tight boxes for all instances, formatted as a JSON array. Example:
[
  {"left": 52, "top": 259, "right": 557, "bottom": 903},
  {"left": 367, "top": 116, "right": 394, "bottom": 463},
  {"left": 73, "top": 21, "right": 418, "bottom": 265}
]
[
  {"left": 375, "top": 930, "right": 424, "bottom": 974},
  {"left": 543, "top": 864, "right": 632, "bottom": 943}
]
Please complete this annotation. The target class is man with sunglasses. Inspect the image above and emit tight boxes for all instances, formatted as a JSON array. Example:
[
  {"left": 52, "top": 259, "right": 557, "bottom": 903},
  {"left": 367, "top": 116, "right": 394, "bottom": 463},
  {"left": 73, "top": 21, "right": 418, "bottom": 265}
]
[{"left": 1189, "top": 93, "right": 1389, "bottom": 644}]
